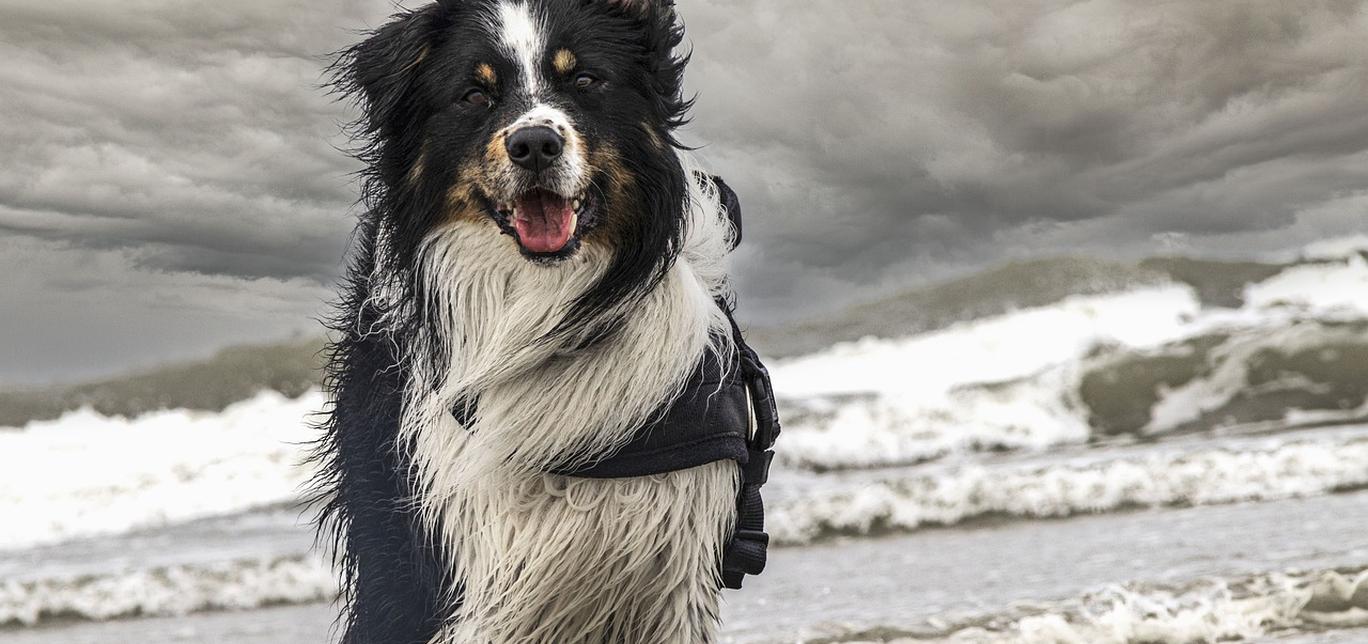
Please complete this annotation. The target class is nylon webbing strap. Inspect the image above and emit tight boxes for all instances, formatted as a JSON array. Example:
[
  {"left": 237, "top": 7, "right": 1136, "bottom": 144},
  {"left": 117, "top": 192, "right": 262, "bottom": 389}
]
[{"left": 720, "top": 306, "right": 781, "bottom": 590}]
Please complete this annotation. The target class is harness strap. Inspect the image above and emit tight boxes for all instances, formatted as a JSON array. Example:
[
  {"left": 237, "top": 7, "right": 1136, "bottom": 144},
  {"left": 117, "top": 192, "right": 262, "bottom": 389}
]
[
  {"left": 446, "top": 175, "right": 781, "bottom": 590},
  {"left": 719, "top": 301, "right": 780, "bottom": 589}
]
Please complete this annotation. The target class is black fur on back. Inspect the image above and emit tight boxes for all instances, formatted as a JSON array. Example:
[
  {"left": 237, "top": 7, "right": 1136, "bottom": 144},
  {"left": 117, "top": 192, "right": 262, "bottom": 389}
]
[
  {"left": 306, "top": 216, "right": 453, "bottom": 644},
  {"left": 311, "top": 1, "right": 696, "bottom": 641}
]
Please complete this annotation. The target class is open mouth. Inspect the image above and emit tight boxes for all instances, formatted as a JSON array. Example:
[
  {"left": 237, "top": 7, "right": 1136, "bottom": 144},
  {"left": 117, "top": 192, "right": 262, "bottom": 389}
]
[{"left": 492, "top": 188, "right": 595, "bottom": 256}]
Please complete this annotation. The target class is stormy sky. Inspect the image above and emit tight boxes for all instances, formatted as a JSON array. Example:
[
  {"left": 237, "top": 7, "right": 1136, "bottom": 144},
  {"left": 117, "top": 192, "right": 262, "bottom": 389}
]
[{"left": 1, "top": 0, "right": 1366, "bottom": 385}]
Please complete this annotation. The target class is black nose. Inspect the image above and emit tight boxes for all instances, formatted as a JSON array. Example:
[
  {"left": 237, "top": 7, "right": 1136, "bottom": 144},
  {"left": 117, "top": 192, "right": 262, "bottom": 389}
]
[{"left": 505, "top": 126, "right": 564, "bottom": 172}]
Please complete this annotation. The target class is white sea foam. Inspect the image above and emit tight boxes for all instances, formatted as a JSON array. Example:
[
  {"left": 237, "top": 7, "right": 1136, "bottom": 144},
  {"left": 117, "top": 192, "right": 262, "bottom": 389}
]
[
  {"left": 773, "top": 286, "right": 1203, "bottom": 399},
  {"left": 778, "top": 367, "right": 1092, "bottom": 470},
  {"left": 773, "top": 255, "right": 1368, "bottom": 470},
  {"left": 0, "top": 391, "right": 323, "bottom": 551},
  {"left": 1301, "top": 234, "right": 1368, "bottom": 261},
  {"left": 1245, "top": 254, "right": 1368, "bottom": 318},
  {"left": 824, "top": 567, "right": 1368, "bottom": 643},
  {"left": 771, "top": 287, "right": 1201, "bottom": 469},
  {"left": 963, "top": 569, "right": 1368, "bottom": 644},
  {"left": 0, "top": 555, "right": 336, "bottom": 627},
  {"left": 769, "top": 430, "right": 1368, "bottom": 545}
]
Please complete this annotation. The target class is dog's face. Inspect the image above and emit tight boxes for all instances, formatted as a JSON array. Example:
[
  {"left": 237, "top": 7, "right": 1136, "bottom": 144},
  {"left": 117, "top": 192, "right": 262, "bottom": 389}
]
[{"left": 344, "top": 0, "right": 690, "bottom": 268}]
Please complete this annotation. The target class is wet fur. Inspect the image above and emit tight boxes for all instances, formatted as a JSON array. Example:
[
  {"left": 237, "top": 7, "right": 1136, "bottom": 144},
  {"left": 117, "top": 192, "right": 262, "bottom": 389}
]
[{"left": 311, "top": 1, "right": 740, "bottom": 642}]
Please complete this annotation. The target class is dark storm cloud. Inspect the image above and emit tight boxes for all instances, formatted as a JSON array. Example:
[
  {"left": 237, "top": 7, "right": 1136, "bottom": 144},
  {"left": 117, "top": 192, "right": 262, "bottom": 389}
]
[
  {"left": 680, "top": 0, "right": 1368, "bottom": 315},
  {"left": 1, "top": 0, "right": 1366, "bottom": 383},
  {"left": 0, "top": 0, "right": 389, "bottom": 384},
  {"left": 0, "top": 0, "right": 384, "bottom": 282}
]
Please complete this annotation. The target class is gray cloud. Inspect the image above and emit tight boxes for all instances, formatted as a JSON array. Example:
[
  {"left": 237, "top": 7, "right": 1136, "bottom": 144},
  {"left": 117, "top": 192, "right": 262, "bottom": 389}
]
[
  {"left": 0, "top": 0, "right": 390, "bottom": 384},
  {"left": 1, "top": 0, "right": 1366, "bottom": 383},
  {"left": 681, "top": 0, "right": 1368, "bottom": 315},
  {"left": 0, "top": 0, "right": 389, "bottom": 281}
]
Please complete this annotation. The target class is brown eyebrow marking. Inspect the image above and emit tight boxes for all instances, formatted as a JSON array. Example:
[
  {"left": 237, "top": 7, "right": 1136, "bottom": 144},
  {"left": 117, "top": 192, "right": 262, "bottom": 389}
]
[
  {"left": 476, "top": 63, "right": 497, "bottom": 85},
  {"left": 553, "top": 49, "right": 577, "bottom": 75}
]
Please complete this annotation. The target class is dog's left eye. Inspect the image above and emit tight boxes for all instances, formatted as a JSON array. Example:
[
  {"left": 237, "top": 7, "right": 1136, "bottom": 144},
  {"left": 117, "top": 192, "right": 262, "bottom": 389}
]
[
  {"left": 462, "top": 89, "right": 492, "bottom": 108},
  {"left": 573, "top": 72, "right": 603, "bottom": 90}
]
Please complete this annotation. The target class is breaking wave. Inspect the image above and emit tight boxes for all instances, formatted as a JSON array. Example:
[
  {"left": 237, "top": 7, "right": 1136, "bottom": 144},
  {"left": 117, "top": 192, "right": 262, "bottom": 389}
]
[
  {"left": 774, "top": 253, "right": 1368, "bottom": 471},
  {"left": 769, "top": 429, "right": 1368, "bottom": 545},
  {"left": 0, "top": 391, "right": 322, "bottom": 551},
  {"left": 813, "top": 566, "right": 1368, "bottom": 644},
  {"left": 0, "top": 556, "right": 334, "bottom": 627},
  {"left": 3, "top": 239, "right": 1366, "bottom": 556}
]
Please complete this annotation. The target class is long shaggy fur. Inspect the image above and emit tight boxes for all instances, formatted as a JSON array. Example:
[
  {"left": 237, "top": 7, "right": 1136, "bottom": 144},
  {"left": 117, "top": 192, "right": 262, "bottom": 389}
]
[
  {"left": 312, "top": 2, "right": 743, "bottom": 642},
  {"left": 403, "top": 162, "right": 738, "bottom": 641}
]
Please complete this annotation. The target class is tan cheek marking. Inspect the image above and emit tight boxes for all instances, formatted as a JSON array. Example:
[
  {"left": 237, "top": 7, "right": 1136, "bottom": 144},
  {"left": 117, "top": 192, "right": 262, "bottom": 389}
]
[
  {"left": 445, "top": 165, "right": 486, "bottom": 223},
  {"left": 553, "top": 49, "right": 577, "bottom": 75},
  {"left": 561, "top": 125, "right": 584, "bottom": 159},
  {"left": 486, "top": 131, "right": 508, "bottom": 166},
  {"left": 476, "top": 63, "right": 497, "bottom": 85},
  {"left": 591, "top": 142, "right": 635, "bottom": 190},
  {"left": 440, "top": 133, "right": 511, "bottom": 225},
  {"left": 582, "top": 144, "right": 636, "bottom": 246}
]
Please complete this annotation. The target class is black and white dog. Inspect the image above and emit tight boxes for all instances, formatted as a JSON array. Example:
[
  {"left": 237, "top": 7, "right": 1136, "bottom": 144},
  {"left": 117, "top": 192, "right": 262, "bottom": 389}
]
[{"left": 313, "top": 1, "right": 768, "bottom": 641}]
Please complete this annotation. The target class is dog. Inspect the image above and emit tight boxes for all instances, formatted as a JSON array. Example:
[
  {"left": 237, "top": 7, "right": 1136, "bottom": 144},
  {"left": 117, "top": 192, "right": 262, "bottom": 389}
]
[{"left": 312, "top": 1, "right": 768, "bottom": 642}]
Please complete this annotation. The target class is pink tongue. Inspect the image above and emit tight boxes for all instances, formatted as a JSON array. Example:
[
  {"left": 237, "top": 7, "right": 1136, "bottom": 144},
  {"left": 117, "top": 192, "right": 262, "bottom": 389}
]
[{"left": 513, "top": 189, "right": 575, "bottom": 253}]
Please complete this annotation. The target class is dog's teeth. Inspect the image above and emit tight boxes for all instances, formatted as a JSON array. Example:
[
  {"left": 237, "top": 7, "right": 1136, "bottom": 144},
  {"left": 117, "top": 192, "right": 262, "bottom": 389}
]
[{"left": 572, "top": 198, "right": 582, "bottom": 211}]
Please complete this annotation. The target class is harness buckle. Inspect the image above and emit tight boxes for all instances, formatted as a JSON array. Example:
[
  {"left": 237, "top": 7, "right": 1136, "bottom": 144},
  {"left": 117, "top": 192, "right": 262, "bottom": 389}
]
[{"left": 722, "top": 529, "right": 770, "bottom": 582}]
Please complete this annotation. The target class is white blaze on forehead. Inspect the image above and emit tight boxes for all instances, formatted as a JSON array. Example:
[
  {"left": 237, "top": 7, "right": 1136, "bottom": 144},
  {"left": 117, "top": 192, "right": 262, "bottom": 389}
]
[
  {"left": 496, "top": 1, "right": 547, "bottom": 95},
  {"left": 491, "top": 3, "right": 587, "bottom": 194}
]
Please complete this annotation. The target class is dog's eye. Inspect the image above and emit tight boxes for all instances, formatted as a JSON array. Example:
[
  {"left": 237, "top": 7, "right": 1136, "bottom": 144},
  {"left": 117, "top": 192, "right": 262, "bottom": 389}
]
[
  {"left": 573, "top": 72, "right": 602, "bottom": 90},
  {"left": 462, "top": 89, "right": 491, "bottom": 108}
]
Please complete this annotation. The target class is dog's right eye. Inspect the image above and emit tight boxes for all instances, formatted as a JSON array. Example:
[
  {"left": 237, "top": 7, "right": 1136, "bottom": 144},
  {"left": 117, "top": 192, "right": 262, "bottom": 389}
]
[
  {"left": 573, "top": 72, "right": 603, "bottom": 90},
  {"left": 462, "top": 89, "right": 491, "bottom": 108}
]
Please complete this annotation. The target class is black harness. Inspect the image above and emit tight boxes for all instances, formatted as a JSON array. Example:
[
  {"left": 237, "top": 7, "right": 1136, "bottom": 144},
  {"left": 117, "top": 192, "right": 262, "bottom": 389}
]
[
  {"left": 450, "top": 177, "right": 780, "bottom": 590},
  {"left": 564, "top": 299, "right": 780, "bottom": 590}
]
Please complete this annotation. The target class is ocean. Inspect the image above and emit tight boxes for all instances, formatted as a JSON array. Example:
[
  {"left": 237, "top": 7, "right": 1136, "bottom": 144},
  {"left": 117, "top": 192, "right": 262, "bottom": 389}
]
[{"left": 5, "top": 238, "right": 1368, "bottom": 643}]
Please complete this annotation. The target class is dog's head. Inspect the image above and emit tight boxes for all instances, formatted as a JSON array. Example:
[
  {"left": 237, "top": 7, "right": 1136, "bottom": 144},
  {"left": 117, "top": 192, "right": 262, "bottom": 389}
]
[{"left": 340, "top": 0, "right": 691, "bottom": 290}]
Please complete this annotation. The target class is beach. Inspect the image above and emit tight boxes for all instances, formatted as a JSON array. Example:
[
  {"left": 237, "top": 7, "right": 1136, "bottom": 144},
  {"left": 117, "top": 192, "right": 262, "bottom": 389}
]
[{"left": 6, "top": 242, "right": 1368, "bottom": 642}]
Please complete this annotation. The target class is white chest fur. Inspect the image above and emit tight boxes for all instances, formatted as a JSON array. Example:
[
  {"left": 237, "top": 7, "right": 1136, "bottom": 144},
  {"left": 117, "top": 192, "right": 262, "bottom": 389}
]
[{"left": 399, "top": 167, "right": 741, "bottom": 642}]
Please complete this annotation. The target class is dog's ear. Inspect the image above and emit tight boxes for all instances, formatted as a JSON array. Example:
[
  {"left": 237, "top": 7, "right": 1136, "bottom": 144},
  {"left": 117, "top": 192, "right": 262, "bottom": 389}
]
[{"left": 337, "top": 5, "right": 448, "bottom": 136}]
